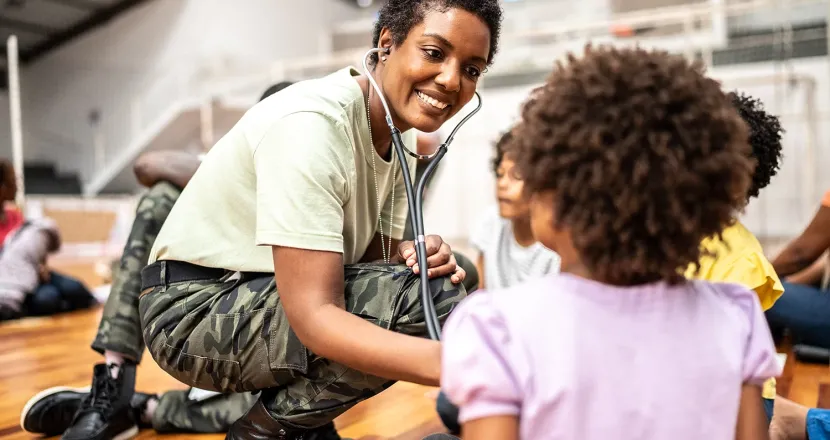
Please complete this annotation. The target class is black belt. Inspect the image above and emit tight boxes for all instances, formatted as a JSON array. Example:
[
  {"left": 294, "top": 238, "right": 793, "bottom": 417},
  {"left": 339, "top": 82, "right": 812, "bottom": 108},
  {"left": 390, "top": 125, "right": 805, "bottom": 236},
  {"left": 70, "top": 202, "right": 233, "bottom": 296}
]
[{"left": 141, "top": 260, "right": 227, "bottom": 290}]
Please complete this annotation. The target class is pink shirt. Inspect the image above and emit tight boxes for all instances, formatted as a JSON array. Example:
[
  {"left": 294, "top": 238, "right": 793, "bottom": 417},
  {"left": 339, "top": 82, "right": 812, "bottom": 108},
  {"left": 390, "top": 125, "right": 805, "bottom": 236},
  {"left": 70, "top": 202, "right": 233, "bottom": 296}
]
[{"left": 441, "top": 274, "right": 781, "bottom": 440}]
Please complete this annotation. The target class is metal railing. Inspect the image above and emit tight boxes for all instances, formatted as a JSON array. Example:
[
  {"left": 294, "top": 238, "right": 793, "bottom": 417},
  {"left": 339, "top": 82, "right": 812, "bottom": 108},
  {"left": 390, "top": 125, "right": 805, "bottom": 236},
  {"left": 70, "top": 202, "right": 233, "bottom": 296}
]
[{"left": 71, "top": 0, "right": 830, "bottom": 207}]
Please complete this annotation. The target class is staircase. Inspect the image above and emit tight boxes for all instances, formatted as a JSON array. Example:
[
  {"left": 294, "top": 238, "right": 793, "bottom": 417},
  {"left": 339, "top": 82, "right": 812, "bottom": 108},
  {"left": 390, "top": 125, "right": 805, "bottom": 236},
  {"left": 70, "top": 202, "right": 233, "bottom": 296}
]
[
  {"left": 91, "top": 104, "right": 248, "bottom": 194},
  {"left": 79, "top": 65, "right": 256, "bottom": 196},
  {"left": 78, "top": 0, "right": 827, "bottom": 196}
]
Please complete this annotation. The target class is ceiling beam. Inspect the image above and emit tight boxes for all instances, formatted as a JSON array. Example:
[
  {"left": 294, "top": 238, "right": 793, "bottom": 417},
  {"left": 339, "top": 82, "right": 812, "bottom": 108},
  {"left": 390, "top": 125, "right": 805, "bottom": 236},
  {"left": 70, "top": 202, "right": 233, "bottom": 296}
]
[{"left": 20, "top": 0, "right": 153, "bottom": 63}]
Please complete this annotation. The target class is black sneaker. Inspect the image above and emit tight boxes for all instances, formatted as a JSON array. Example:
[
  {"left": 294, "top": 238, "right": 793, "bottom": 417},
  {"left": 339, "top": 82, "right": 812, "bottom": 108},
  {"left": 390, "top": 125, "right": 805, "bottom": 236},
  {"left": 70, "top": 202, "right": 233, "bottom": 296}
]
[
  {"left": 61, "top": 362, "right": 138, "bottom": 440},
  {"left": 20, "top": 386, "right": 90, "bottom": 436},
  {"left": 21, "top": 387, "right": 157, "bottom": 436}
]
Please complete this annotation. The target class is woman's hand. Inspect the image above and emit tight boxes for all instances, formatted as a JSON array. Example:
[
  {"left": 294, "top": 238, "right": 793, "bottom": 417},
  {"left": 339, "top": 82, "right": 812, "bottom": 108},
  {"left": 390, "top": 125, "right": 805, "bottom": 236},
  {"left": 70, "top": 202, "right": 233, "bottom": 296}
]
[{"left": 395, "top": 235, "right": 465, "bottom": 284}]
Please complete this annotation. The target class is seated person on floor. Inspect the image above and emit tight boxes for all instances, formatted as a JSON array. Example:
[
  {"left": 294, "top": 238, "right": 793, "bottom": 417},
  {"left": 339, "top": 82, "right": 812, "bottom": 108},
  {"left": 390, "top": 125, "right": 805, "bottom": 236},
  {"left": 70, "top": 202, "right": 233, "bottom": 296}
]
[
  {"left": 0, "top": 215, "right": 61, "bottom": 319},
  {"left": 682, "top": 90, "right": 785, "bottom": 420},
  {"left": 19, "top": 81, "right": 296, "bottom": 440},
  {"left": 764, "top": 189, "right": 830, "bottom": 440},
  {"left": 434, "top": 128, "right": 561, "bottom": 434},
  {"left": 767, "top": 189, "right": 830, "bottom": 350},
  {"left": 440, "top": 45, "right": 780, "bottom": 440},
  {"left": 684, "top": 91, "right": 784, "bottom": 310},
  {"left": 0, "top": 159, "right": 23, "bottom": 242},
  {"left": 471, "top": 128, "right": 561, "bottom": 290},
  {"left": 680, "top": 91, "right": 830, "bottom": 440},
  {"left": 0, "top": 160, "right": 95, "bottom": 321}
]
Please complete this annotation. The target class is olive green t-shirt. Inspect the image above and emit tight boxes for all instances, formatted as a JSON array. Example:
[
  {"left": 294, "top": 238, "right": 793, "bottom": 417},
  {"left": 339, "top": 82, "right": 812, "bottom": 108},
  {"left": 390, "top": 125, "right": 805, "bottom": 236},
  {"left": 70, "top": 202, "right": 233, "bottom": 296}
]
[{"left": 148, "top": 67, "right": 417, "bottom": 271}]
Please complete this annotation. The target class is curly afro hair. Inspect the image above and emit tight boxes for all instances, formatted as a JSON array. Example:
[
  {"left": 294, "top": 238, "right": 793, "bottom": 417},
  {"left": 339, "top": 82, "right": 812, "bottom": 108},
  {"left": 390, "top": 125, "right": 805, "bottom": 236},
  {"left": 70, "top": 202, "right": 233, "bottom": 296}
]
[
  {"left": 369, "top": 0, "right": 503, "bottom": 67},
  {"left": 729, "top": 91, "right": 784, "bottom": 199},
  {"left": 511, "top": 45, "right": 755, "bottom": 286}
]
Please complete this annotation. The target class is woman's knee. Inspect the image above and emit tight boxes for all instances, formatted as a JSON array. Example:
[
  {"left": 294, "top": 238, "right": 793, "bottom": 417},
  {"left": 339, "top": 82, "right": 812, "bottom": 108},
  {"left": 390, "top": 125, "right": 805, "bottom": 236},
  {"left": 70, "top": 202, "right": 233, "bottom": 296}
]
[{"left": 394, "top": 270, "right": 467, "bottom": 335}]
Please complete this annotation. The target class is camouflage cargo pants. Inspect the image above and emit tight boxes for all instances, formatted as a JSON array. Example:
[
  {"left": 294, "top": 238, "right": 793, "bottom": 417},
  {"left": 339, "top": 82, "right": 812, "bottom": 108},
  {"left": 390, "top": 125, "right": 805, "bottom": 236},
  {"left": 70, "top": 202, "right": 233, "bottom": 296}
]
[
  {"left": 138, "top": 262, "right": 466, "bottom": 429},
  {"left": 151, "top": 388, "right": 255, "bottom": 433},
  {"left": 91, "top": 181, "right": 180, "bottom": 361},
  {"left": 89, "top": 181, "right": 256, "bottom": 432}
]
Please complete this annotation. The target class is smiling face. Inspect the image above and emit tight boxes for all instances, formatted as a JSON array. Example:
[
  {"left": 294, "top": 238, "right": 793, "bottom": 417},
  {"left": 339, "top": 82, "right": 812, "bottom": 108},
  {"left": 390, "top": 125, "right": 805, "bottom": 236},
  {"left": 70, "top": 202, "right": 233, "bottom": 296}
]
[{"left": 376, "top": 7, "right": 491, "bottom": 133}]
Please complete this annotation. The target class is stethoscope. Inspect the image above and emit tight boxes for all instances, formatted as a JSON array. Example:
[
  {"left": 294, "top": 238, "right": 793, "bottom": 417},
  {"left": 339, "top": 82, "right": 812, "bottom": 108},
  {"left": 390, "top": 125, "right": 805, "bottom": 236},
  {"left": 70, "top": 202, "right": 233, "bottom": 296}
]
[{"left": 362, "top": 47, "right": 483, "bottom": 341}]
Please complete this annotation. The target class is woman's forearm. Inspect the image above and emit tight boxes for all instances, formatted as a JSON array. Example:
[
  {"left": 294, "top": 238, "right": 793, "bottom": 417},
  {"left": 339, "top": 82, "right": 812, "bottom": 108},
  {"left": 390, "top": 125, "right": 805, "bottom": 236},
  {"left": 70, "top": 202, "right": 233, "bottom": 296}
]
[
  {"left": 786, "top": 253, "right": 826, "bottom": 285},
  {"left": 773, "top": 243, "right": 823, "bottom": 278},
  {"left": 772, "top": 206, "right": 830, "bottom": 277},
  {"left": 301, "top": 304, "right": 441, "bottom": 386},
  {"left": 272, "top": 245, "right": 439, "bottom": 386}
]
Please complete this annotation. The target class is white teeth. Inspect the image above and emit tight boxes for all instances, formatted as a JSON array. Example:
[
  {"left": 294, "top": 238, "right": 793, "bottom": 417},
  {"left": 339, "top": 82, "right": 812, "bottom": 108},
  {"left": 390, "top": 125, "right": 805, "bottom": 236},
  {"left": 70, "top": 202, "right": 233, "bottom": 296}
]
[{"left": 417, "top": 91, "right": 448, "bottom": 110}]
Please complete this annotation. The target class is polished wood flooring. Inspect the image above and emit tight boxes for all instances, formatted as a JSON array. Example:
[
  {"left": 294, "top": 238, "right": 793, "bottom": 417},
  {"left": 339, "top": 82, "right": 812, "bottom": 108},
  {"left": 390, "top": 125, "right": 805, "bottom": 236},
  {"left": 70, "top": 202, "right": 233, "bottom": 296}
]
[
  {"left": 0, "top": 306, "right": 447, "bottom": 440},
  {"left": 1, "top": 261, "right": 829, "bottom": 439}
]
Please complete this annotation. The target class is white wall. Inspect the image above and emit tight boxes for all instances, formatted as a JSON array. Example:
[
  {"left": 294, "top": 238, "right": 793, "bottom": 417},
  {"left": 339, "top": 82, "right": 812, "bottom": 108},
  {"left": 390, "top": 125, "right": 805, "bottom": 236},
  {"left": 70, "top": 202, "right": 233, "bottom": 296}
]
[
  {"left": 712, "top": 58, "right": 830, "bottom": 239},
  {"left": 7, "top": 0, "right": 364, "bottom": 181},
  {"left": 423, "top": 56, "right": 830, "bottom": 243}
]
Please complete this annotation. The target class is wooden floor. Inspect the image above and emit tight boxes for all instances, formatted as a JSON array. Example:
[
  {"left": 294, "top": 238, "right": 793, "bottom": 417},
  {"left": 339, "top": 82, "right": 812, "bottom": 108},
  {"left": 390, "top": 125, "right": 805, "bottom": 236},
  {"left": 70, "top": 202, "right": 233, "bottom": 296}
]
[
  {"left": 1, "top": 261, "right": 829, "bottom": 439},
  {"left": 0, "top": 306, "right": 446, "bottom": 440}
]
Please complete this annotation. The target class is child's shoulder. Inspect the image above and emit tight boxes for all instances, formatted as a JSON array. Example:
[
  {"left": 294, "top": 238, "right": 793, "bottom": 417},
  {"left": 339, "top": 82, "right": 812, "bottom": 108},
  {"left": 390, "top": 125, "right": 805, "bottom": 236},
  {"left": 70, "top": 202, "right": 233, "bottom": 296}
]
[
  {"left": 703, "top": 221, "right": 765, "bottom": 260},
  {"left": 477, "top": 205, "right": 509, "bottom": 229},
  {"left": 470, "top": 205, "right": 511, "bottom": 248},
  {"left": 696, "top": 221, "right": 783, "bottom": 309},
  {"left": 690, "top": 279, "right": 766, "bottom": 319}
]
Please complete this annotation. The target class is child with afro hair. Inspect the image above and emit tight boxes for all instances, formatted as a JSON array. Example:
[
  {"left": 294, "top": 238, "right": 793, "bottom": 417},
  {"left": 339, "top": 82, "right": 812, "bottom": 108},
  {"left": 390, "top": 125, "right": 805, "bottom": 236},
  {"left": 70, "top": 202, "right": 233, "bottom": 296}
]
[
  {"left": 683, "top": 90, "right": 785, "bottom": 419},
  {"left": 685, "top": 91, "right": 785, "bottom": 311},
  {"left": 438, "top": 45, "right": 780, "bottom": 440}
]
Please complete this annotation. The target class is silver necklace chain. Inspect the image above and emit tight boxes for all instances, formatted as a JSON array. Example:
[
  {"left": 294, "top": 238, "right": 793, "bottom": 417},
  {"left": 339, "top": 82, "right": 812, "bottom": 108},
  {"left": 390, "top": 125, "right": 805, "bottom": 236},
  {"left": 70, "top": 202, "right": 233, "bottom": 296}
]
[{"left": 367, "top": 88, "right": 395, "bottom": 264}]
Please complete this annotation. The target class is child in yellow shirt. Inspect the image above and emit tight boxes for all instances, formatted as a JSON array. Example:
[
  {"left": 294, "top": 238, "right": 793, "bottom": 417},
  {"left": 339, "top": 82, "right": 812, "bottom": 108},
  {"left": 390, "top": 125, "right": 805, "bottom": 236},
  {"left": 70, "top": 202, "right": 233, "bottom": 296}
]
[
  {"left": 686, "top": 223, "right": 783, "bottom": 311},
  {"left": 685, "top": 91, "right": 784, "bottom": 418}
]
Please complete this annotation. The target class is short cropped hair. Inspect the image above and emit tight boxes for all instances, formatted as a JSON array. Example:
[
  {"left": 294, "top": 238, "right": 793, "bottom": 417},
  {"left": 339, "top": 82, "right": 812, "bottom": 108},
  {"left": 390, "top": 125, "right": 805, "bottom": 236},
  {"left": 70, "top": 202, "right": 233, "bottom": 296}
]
[{"left": 369, "top": 0, "right": 503, "bottom": 67}]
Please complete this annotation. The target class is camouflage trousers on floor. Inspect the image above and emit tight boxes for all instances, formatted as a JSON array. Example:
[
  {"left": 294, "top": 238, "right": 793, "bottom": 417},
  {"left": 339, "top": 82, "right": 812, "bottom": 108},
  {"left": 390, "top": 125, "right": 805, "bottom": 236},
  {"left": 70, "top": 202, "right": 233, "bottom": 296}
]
[
  {"left": 139, "top": 263, "right": 467, "bottom": 429},
  {"left": 89, "top": 181, "right": 257, "bottom": 433},
  {"left": 91, "top": 181, "right": 181, "bottom": 361},
  {"left": 153, "top": 388, "right": 256, "bottom": 433}
]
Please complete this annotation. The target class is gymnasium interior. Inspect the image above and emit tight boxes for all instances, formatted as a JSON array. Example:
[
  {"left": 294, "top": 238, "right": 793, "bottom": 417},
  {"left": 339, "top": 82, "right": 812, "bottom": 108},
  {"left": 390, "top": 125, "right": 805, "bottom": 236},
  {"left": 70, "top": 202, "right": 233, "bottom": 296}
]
[{"left": 1, "top": 0, "right": 830, "bottom": 438}]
